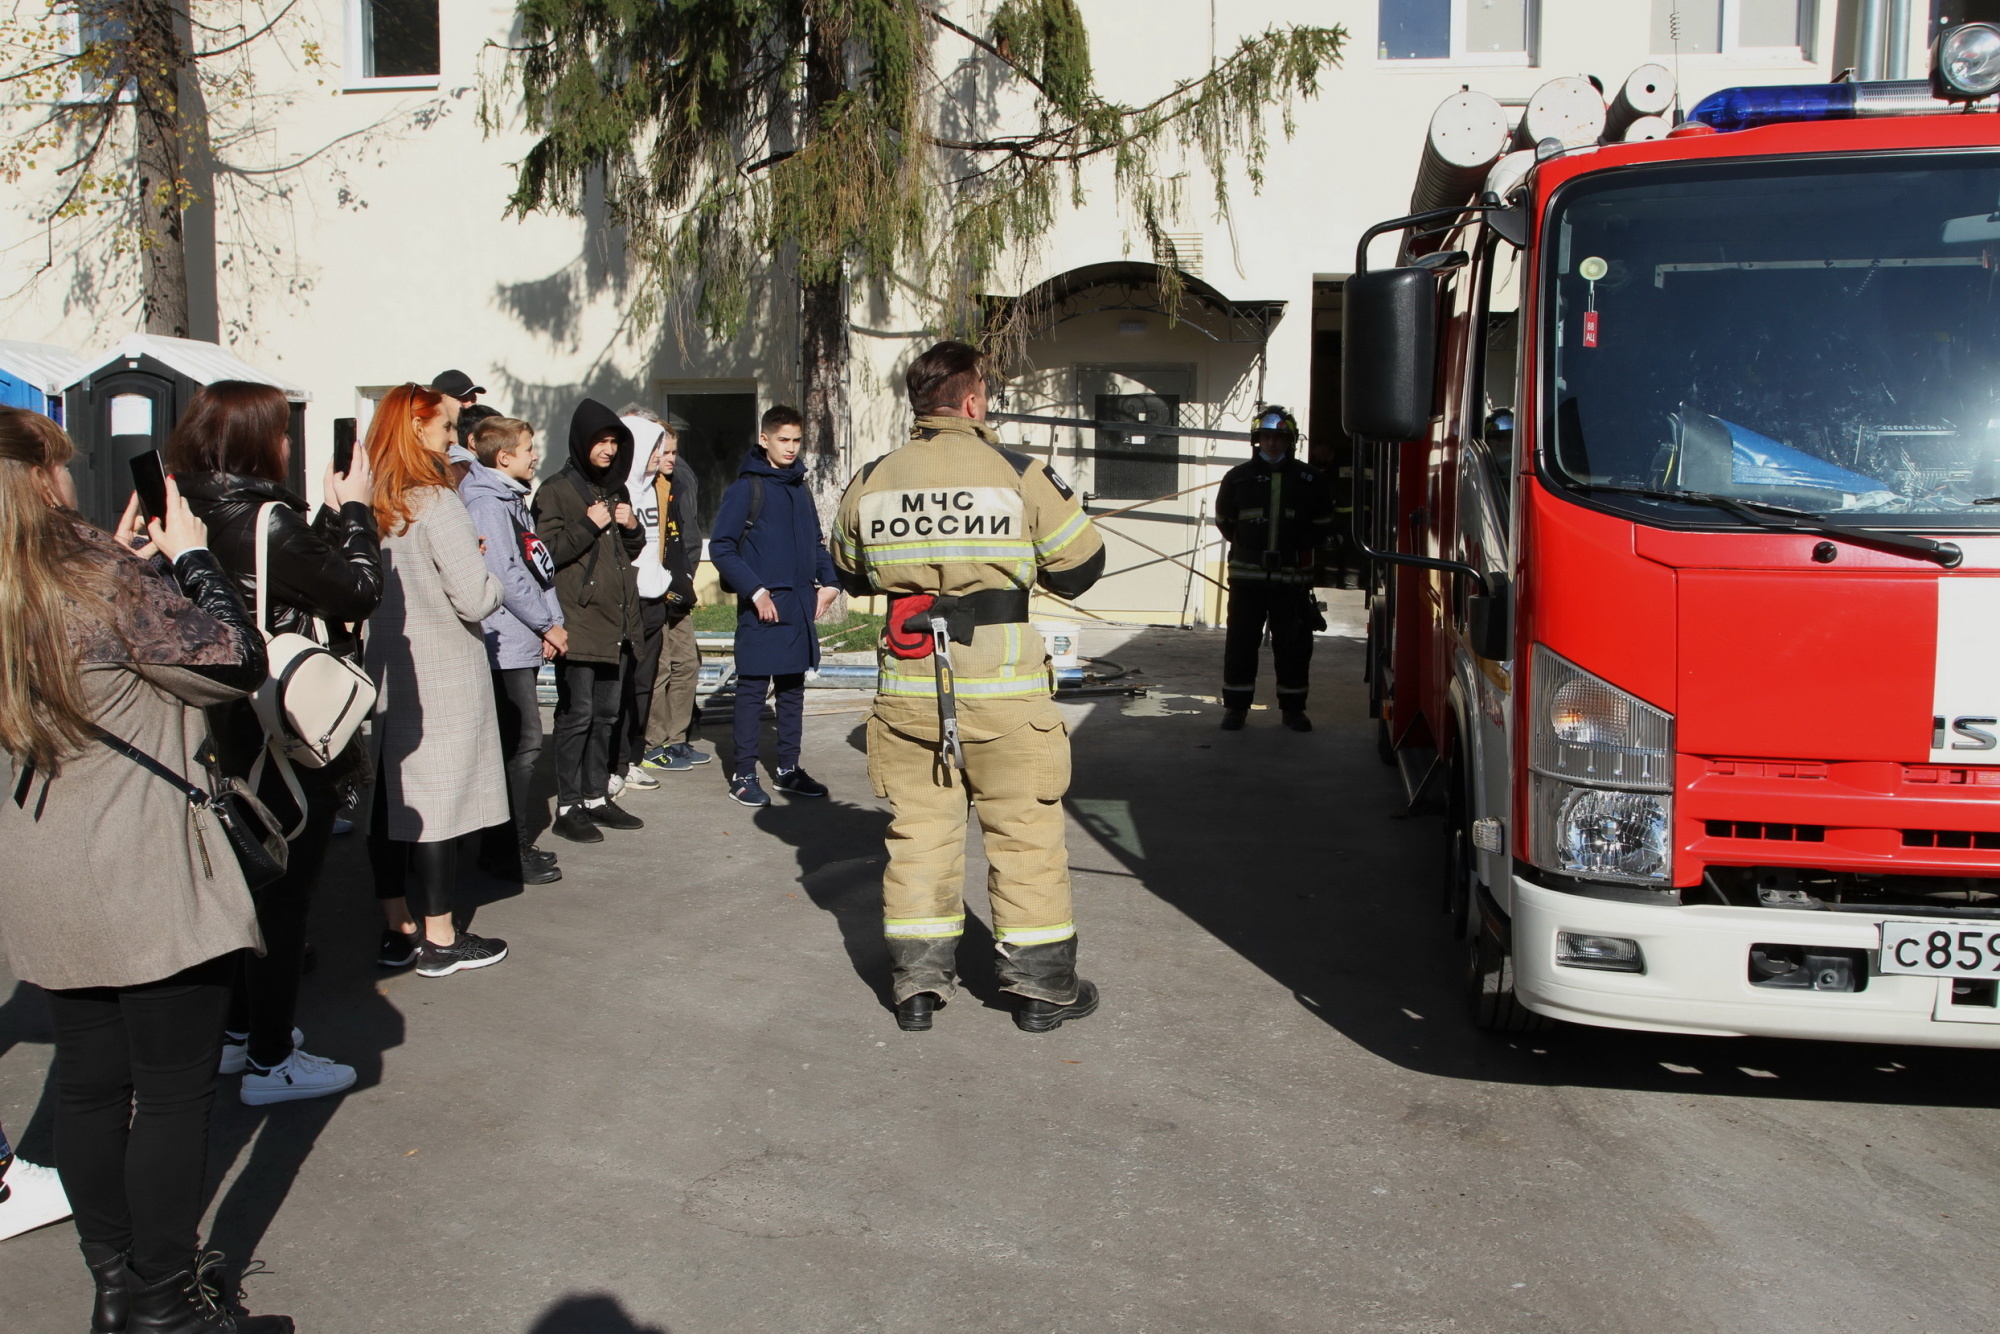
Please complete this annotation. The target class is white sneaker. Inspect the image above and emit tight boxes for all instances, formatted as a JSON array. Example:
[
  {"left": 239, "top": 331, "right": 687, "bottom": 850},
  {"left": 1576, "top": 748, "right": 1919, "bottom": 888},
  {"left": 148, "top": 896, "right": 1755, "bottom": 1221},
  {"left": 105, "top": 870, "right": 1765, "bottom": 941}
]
[
  {"left": 622, "top": 767, "right": 660, "bottom": 791},
  {"left": 219, "top": 1027, "right": 303, "bottom": 1076},
  {"left": 239, "top": 1048, "right": 357, "bottom": 1106},
  {"left": 606, "top": 771, "right": 626, "bottom": 798},
  {"left": 0, "top": 1160, "right": 73, "bottom": 1241}
]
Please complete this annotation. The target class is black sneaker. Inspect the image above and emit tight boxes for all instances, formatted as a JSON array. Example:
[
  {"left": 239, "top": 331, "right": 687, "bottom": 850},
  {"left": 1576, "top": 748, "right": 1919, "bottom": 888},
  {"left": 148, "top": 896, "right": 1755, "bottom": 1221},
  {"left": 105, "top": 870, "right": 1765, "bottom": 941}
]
[
  {"left": 1281, "top": 711, "right": 1312, "bottom": 732},
  {"left": 772, "top": 767, "right": 828, "bottom": 798},
  {"left": 728, "top": 774, "right": 771, "bottom": 807},
  {"left": 551, "top": 809, "right": 603, "bottom": 843},
  {"left": 377, "top": 929, "right": 419, "bottom": 968},
  {"left": 416, "top": 932, "right": 509, "bottom": 978},
  {"left": 1219, "top": 710, "right": 1247, "bottom": 731},
  {"left": 480, "top": 842, "right": 562, "bottom": 885},
  {"left": 672, "top": 743, "right": 714, "bottom": 766},
  {"left": 588, "top": 799, "right": 645, "bottom": 830}
]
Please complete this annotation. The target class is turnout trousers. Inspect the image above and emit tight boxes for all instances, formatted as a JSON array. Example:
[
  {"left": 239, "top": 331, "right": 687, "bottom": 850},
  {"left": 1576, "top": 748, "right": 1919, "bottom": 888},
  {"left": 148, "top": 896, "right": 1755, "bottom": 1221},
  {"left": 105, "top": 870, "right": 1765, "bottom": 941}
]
[
  {"left": 867, "top": 713, "right": 1078, "bottom": 1006},
  {"left": 1222, "top": 579, "right": 1315, "bottom": 714}
]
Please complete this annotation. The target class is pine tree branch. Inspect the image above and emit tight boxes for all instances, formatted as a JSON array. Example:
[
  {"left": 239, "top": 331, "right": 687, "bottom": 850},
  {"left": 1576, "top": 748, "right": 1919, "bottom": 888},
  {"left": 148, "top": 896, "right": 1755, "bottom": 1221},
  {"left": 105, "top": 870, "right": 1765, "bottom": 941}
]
[{"left": 923, "top": 8, "right": 1054, "bottom": 103}]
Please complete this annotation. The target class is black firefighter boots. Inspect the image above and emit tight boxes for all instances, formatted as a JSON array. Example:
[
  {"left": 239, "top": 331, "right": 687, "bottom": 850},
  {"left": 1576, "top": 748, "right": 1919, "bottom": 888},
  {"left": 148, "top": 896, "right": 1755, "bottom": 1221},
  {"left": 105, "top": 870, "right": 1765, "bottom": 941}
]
[
  {"left": 888, "top": 936, "right": 959, "bottom": 1031},
  {"left": 999, "top": 937, "right": 1102, "bottom": 1033},
  {"left": 895, "top": 993, "right": 940, "bottom": 1031}
]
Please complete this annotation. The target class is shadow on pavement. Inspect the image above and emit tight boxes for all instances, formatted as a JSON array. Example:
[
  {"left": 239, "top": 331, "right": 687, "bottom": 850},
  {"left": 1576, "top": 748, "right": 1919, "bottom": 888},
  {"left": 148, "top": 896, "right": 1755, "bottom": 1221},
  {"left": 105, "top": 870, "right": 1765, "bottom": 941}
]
[
  {"left": 0, "top": 982, "right": 56, "bottom": 1164},
  {"left": 201, "top": 831, "right": 408, "bottom": 1274},
  {"left": 527, "top": 1293, "right": 669, "bottom": 1333},
  {"left": 1069, "top": 627, "right": 2000, "bottom": 1109}
]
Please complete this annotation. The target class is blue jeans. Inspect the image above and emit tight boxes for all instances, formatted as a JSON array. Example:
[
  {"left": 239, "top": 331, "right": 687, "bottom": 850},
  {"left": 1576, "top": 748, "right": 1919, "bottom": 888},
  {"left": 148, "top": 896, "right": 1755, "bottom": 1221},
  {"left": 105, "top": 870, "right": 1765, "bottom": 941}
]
[{"left": 732, "top": 673, "right": 805, "bottom": 778}]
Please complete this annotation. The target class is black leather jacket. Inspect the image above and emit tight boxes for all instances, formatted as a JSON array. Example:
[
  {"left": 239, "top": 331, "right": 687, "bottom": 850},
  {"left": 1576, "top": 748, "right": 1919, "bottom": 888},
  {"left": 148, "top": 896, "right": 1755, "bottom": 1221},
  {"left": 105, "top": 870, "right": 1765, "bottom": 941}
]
[
  {"left": 177, "top": 474, "right": 383, "bottom": 787},
  {"left": 176, "top": 473, "right": 384, "bottom": 642}
]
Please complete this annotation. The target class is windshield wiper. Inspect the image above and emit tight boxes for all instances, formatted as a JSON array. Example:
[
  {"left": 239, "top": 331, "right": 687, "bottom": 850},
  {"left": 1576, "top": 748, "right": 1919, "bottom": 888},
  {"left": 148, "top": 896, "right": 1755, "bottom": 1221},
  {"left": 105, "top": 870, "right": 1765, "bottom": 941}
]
[{"left": 1580, "top": 484, "right": 1963, "bottom": 568}]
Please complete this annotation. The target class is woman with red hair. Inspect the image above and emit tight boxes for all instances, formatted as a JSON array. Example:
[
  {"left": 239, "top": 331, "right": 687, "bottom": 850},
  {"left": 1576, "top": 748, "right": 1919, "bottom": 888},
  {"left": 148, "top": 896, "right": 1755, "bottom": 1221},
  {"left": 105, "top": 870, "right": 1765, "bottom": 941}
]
[{"left": 362, "top": 384, "right": 512, "bottom": 976}]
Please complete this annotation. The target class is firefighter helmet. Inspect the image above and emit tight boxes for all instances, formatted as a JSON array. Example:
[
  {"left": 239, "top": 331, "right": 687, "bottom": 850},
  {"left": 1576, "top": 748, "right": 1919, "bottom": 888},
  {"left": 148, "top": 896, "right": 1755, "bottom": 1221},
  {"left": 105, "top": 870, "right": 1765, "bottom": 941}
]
[{"left": 1251, "top": 405, "right": 1299, "bottom": 444}]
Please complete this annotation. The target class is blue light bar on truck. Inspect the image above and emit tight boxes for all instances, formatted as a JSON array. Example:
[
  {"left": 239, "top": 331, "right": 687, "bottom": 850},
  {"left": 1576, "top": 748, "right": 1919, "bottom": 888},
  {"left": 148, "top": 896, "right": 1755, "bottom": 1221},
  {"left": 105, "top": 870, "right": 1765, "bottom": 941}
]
[{"left": 1687, "top": 79, "right": 1998, "bottom": 133}]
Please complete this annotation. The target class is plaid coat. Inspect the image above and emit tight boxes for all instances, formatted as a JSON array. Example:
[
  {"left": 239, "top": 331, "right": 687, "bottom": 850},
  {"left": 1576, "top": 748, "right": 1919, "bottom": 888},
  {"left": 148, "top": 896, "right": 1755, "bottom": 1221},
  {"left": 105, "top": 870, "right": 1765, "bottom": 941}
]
[{"left": 365, "top": 487, "right": 508, "bottom": 842}]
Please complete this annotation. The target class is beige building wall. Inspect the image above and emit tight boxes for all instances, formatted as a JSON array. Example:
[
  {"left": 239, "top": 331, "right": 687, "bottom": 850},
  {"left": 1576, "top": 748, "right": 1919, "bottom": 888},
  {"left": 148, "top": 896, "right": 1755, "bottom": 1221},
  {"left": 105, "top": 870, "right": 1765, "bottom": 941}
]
[{"left": 0, "top": 0, "right": 1871, "bottom": 622}]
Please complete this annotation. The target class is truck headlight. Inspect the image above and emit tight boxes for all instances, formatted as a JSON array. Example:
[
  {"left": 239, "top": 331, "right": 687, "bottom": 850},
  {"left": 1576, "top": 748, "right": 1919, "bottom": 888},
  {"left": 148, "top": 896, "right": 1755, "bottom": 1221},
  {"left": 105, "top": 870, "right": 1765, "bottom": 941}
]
[{"left": 1531, "top": 646, "right": 1674, "bottom": 884}]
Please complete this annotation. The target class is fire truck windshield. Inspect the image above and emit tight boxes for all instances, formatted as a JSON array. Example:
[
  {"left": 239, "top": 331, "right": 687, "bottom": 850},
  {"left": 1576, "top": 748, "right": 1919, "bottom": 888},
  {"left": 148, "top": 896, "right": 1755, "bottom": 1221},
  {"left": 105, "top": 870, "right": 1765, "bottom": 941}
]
[{"left": 1545, "top": 151, "right": 2000, "bottom": 529}]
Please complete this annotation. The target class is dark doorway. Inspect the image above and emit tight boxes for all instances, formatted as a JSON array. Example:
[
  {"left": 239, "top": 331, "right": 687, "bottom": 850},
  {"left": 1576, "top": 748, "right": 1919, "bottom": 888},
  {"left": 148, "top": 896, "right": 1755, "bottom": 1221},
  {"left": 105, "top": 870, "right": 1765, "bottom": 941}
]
[
  {"left": 664, "top": 392, "right": 759, "bottom": 532},
  {"left": 1310, "top": 281, "right": 1360, "bottom": 586}
]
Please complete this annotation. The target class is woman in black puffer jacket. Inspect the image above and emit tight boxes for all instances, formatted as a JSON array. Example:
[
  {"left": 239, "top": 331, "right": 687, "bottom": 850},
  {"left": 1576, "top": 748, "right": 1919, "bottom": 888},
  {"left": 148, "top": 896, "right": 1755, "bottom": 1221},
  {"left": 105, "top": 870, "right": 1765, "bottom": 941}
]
[{"left": 170, "top": 380, "right": 383, "bottom": 1107}]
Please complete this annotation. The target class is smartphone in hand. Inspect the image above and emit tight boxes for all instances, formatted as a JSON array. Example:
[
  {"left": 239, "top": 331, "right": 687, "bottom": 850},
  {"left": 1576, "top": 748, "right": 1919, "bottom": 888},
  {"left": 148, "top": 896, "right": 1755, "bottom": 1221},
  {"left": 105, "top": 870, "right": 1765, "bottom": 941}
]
[
  {"left": 129, "top": 450, "right": 169, "bottom": 526},
  {"left": 333, "top": 417, "right": 357, "bottom": 476}
]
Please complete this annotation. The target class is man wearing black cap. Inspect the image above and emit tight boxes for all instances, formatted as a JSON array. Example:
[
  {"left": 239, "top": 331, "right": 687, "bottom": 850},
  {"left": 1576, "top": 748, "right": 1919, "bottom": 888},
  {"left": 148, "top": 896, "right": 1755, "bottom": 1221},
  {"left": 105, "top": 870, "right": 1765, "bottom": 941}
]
[{"left": 432, "top": 369, "right": 486, "bottom": 407}]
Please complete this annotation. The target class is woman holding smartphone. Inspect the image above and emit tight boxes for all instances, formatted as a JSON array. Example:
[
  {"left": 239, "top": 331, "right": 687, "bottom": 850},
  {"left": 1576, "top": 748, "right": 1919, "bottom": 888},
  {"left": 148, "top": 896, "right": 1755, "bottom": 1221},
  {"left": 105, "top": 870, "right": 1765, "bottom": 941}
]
[
  {"left": 0, "top": 407, "right": 293, "bottom": 1331},
  {"left": 170, "top": 381, "right": 383, "bottom": 1106},
  {"left": 362, "top": 383, "right": 512, "bottom": 976}
]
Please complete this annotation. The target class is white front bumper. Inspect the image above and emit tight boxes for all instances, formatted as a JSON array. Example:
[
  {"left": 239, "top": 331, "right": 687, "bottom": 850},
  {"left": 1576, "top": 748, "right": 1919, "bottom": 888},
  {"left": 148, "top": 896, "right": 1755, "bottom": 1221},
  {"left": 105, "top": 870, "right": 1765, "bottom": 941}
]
[{"left": 1512, "top": 876, "right": 2000, "bottom": 1048}]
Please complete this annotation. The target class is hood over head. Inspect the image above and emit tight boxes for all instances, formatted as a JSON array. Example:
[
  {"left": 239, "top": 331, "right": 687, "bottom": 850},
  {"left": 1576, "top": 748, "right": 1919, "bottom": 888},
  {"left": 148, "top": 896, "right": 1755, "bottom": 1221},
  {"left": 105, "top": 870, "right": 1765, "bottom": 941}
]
[
  {"left": 623, "top": 415, "right": 667, "bottom": 493},
  {"left": 567, "top": 398, "right": 634, "bottom": 487}
]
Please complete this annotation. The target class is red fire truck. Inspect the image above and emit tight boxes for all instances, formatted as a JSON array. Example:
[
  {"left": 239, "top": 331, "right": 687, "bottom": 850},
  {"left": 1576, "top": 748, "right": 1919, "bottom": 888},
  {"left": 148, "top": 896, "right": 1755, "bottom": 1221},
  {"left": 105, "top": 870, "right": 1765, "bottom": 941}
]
[{"left": 1344, "top": 25, "right": 2000, "bottom": 1046}]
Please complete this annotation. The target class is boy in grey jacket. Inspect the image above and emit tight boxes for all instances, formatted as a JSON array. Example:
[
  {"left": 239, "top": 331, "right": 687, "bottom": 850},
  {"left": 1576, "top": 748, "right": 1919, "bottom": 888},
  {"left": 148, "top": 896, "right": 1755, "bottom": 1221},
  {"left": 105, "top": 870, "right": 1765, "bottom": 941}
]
[{"left": 461, "top": 416, "right": 566, "bottom": 884}]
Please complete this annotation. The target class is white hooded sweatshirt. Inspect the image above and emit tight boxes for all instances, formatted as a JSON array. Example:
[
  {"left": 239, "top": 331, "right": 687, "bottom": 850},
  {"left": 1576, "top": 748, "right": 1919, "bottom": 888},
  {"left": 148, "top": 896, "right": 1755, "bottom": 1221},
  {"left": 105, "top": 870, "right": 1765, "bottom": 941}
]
[{"left": 621, "top": 414, "right": 671, "bottom": 600}]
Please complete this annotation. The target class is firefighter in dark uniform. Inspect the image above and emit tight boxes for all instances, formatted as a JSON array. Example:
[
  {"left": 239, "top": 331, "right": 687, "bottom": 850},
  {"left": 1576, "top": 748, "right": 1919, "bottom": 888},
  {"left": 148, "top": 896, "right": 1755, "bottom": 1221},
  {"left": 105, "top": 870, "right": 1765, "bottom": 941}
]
[{"left": 1214, "top": 406, "right": 1333, "bottom": 731}]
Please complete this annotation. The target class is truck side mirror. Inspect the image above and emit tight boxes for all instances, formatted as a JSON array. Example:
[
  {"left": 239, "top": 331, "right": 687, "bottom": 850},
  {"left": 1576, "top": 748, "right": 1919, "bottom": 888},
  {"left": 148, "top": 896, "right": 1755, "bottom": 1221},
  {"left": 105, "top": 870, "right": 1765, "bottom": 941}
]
[{"left": 1342, "top": 267, "right": 1439, "bottom": 441}]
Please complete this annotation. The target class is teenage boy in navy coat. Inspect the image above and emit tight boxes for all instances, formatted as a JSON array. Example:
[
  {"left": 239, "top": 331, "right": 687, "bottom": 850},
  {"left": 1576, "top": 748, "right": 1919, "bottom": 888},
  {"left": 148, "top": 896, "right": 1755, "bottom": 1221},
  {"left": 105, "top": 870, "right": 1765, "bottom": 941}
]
[{"left": 709, "top": 405, "right": 841, "bottom": 806}]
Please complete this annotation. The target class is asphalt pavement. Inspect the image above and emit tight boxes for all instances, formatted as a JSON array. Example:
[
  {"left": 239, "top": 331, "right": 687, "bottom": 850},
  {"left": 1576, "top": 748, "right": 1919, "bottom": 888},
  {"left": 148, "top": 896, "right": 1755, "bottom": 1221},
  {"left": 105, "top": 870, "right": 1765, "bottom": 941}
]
[{"left": 5, "top": 608, "right": 2000, "bottom": 1332}]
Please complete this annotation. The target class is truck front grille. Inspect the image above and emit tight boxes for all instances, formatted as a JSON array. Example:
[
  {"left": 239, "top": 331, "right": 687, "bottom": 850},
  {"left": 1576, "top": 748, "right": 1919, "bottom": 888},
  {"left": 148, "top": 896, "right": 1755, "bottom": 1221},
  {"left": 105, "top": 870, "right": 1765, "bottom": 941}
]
[
  {"left": 1903, "top": 829, "right": 2000, "bottom": 850},
  {"left": 1705, "top": 820, "right": 1825, "bottom": 842}
]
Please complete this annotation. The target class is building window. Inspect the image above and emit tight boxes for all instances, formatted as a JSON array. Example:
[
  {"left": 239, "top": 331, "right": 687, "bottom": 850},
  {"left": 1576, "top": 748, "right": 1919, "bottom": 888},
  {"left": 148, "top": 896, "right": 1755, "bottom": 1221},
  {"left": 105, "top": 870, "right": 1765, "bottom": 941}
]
[
  {"left": 57, "top": 7, "right": 131, "bottom": 103},
  {"left": 1650, "top": 1, "right": 1812, "bottom": 57},
  {"left": 1379, "top": 0, "right": 1532, "bottom": 62},
  {"left": 346, "top": 0, "right": 440, "bottom": 89},
  {"left": 1092, "top": 394, "right": 1182, "bottom": 501}
]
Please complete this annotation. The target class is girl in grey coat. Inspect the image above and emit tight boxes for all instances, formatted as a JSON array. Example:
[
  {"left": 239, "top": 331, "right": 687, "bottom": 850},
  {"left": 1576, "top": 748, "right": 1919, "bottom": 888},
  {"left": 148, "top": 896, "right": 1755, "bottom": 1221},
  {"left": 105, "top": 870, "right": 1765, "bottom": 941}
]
[
  {"left": 0, "top": 407, "right": 292, "bottom": 1331},
  {"left": 360, "top": 385, "right": 510, "bottom": 978}
]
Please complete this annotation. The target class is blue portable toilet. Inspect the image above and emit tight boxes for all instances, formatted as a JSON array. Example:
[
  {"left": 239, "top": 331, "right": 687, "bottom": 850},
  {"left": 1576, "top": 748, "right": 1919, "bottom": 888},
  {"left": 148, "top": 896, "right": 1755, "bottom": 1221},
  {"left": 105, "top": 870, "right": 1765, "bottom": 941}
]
[{"left": 0, "top": 339, "right": 87, "bottom": 422}]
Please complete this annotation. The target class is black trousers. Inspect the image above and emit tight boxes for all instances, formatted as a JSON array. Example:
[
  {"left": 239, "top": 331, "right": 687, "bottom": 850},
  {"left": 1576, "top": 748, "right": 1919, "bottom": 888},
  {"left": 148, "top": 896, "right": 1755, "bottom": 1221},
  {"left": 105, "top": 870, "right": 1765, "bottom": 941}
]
[
  {"left": 732, "top": 673, "right": 805, "bottom": 777},
  {"left": 44, "top": 955, "right": 233, "bottom": 1281},
  {"left": 225, "top": 761, "right": 338, "bottom": 1067},
  {"left": 1222, "top": 580, "right": 1315, "bottom": 714},
  {"left": 553, "top": 655, "right": 626, "bottom": 808},
  {"left": 491, "top": 667, "right": 545, "bottom": 843},
  {"left": 617, "top": 598, "right": 669, "bottom": 770},
  {"left": 366, "top": 768, "right": 459, "bottom": 919}
]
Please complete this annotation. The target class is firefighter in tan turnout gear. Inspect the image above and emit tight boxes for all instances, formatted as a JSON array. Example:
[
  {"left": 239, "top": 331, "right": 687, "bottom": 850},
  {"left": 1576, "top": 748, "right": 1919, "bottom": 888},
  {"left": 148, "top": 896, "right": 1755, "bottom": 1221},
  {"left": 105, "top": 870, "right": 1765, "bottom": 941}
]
[{"left": 832, "top": 342, "right": 1108, "bottom": 1034}]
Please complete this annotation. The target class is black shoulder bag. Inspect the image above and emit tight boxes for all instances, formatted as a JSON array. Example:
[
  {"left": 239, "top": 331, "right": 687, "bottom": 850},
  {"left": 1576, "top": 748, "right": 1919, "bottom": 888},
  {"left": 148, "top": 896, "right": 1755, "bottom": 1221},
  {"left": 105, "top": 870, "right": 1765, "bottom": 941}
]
[{"left": 95, "top": 729, "right": 289, "bottom": 891}]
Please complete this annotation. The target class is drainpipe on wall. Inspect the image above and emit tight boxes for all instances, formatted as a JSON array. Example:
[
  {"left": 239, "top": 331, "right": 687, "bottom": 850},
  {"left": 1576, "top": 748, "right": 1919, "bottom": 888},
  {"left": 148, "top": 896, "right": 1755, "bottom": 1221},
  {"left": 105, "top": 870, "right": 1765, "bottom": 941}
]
[{"left": 1857, "top": 0, "right": 1887, "bottom": 81}]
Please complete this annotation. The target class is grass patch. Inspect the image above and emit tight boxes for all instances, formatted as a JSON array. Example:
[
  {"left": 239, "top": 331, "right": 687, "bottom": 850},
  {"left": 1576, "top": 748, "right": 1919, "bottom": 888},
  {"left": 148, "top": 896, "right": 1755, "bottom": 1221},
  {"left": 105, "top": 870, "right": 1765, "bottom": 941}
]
[{"left": 692, "top": 602, "right": 883, "bottom": 653}]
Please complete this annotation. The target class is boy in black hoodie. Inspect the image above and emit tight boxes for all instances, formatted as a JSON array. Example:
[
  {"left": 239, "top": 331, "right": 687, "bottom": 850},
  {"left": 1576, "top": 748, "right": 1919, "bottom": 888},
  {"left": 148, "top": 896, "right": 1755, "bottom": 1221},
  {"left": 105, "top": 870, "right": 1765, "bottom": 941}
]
[{"left": 533, "top": 399, "right": 649, "bottom": 842}]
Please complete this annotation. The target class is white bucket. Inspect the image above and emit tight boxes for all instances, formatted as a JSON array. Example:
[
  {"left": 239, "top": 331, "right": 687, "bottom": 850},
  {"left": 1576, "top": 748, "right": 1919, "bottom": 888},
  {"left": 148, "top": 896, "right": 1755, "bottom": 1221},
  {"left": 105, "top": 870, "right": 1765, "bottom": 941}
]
[{"left": 1035, "top": 622, "right": 1081, "bottom": 671}]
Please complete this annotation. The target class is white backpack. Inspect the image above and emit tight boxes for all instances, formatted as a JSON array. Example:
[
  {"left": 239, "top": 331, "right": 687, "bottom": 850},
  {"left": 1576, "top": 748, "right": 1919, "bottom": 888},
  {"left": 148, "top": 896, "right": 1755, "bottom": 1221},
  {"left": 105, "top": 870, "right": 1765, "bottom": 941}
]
[{"left": 247, "top": 503, "right": 377, "bottom": 833}]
